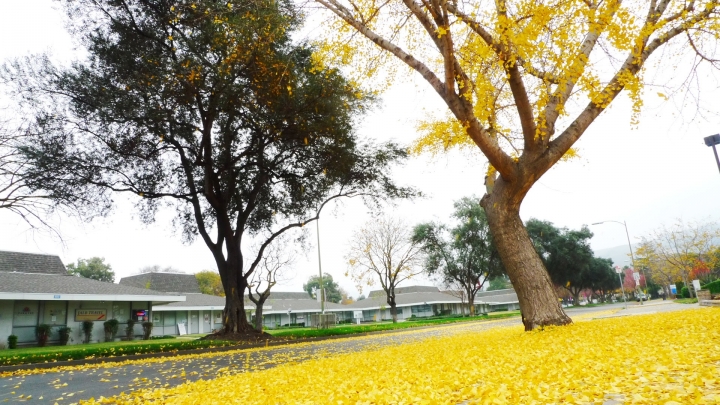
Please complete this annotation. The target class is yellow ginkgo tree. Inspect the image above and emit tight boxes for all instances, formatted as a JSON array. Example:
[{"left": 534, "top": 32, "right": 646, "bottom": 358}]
[{"left": 315, "top": 0, "right": 720, "bottom": 329}]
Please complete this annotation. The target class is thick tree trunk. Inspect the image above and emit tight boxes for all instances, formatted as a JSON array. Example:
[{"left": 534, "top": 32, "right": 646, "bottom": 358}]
[
  {"left": 468, "top": 294, "right": 475, "bottom": 316},
  {"left": 254, "top": 302, "right": 264, "bottom": 332},
  {"left": 220, "top": 249, "right": 254, "bottom": 334},
  {"left": 390, "top": 303, "right": 398, "bottom": 323},
  {"left": 482, "top": 190, "right": 571, "bottom": 331},
  {"left": 572, "top": 290, "right": 581, "bottom": 307}
]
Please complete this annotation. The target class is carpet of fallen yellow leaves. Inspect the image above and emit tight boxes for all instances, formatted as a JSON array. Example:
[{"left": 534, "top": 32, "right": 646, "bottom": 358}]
[{"left": 83, "top": 308, "right": 719, "bottom": 405}]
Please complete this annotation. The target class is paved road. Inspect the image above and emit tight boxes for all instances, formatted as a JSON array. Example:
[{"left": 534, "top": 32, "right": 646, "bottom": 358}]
[{"left": 0, "top": 301, "right": 701, "bottom": 404}]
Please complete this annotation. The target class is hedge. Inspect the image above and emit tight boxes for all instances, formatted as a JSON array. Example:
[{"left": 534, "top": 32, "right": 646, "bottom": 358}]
[{"left": 703, "top": 280, "right": 720, "bottom": 294}]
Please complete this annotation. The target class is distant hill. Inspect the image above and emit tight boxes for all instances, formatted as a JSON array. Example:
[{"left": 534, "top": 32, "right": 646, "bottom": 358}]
[{"left": 593, "top": 244, "right": 638, "bottom": 268}]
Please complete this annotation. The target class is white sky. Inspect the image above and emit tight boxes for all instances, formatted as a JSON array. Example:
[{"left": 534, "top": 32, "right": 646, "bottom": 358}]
[{"left": 1, "top": 0, "right": 719, "bottom": 298}]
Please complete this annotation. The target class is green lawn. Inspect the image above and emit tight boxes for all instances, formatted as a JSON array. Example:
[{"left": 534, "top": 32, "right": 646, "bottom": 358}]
[
  {"left": 0, "top": 337, "right": 235, "bottom": 366},
  {"left": 674, "top": 298, "right": 699, "bottom": 304},
  {"left": 267, "top": 312, "right": 520, "bottom": 339}
]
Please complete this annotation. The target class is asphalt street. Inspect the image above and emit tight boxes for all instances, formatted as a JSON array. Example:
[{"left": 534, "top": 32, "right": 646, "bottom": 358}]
[{"left": 0, "top": 300, "right": 702, "bottom": 404}]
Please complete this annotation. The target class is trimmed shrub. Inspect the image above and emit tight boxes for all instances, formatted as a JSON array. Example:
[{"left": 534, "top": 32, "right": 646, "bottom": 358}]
[
  {"left": 58, "top": 326, "right": 72, "bottom": 346},
  {"left": 150, "top": 335, "right": 177, "bottom": 340},
  {"left": 7, "top": 335, "right": 18, "bottom": 349},
  {"left": 36, "top": 324, "right": 52, "bottom": 347},
  {"left": 680, "top": 286, "right": 691, "bottom": 299},
  {"left": 82, "top": 320, "right": 94, "bottom": 343},
  {"left": 142, "top": 322, "right": 154, "bottom": 340},
  {"left": 703, "top": 280, "right": 720, "bottom": 295},
  {"left": 125, "top": 319, "right": 136, "bottom": 341},
  {"left": 103, "top": 319, "right": 120, "bottom": 341}
]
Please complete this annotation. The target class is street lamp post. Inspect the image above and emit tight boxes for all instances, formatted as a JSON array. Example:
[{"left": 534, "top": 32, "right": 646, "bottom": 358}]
[
  {"left": 703, "top": 134, "right": 720, "bottom": 173},
  {"left": 614, "top": 266, "right": 628, "bottom": 309},
  {"left": 316, "top": 215, "right": 325, "bottom": 315},
  {"left": 591, "top": 220, "right": 645, "bottom": 305}
]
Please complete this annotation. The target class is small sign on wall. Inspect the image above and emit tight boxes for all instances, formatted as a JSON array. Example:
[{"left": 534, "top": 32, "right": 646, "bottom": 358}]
[{"left": 75, "top": 309, "right": 107, "bottom": 321}]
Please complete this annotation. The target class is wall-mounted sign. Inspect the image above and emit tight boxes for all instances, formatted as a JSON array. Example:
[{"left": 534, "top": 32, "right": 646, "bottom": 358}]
[
  {"left": 54, "top": 295, "right": 61, "bottom": 299},
  {"left": 75, "top": 309, "right": 107, "bottom": 321}
]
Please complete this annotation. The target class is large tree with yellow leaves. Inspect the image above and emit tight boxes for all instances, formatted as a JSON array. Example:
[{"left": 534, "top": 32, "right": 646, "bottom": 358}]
[
  {"left": 4, "top": 0, "right": 414, "bottom": 335},
  {"left": 315, "top": 0, "right": 720, "bottom": 329}
]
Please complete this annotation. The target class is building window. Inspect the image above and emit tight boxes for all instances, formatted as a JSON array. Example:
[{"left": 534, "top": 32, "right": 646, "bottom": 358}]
[{"left": 411, "top": 305, "right": 431, "bottom": 314}]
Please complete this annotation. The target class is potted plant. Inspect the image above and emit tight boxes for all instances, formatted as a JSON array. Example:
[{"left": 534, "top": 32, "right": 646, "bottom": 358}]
[
  {"left": 103, "top": 319, "right": 120, "bottom": 342},
  {"left": 81, "top": 320, "right": 94, "bottom": 343},
  {"left": 36, "top": 324, "right": 52, "bottom": 347},
  {"left": 141, "top": 321, "right": 153, "bottom": 340},
  {"left": 7, "top": 335, "right": 18, "bottom": 349},
  {"left": 58, "top": 326, "right": 72, "bottom": 346},
  {"left": 125, "top": 319, "right": 136, "bottom": 341}
]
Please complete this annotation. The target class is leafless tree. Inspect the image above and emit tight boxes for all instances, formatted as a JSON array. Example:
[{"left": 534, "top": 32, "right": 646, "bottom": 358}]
[
  {"left": 248, "top": 236, "right": 295, "bottom": 332},
  {"left": 0, "top": 123, "right": 59, "bottom": 233},
  {"left": 346, "top": 217, "right": 423, "bottom": 323}
]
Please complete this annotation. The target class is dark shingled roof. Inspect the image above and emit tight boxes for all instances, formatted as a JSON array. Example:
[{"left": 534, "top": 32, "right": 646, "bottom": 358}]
[
  {"left": 0, "top": 250, "right": 67, "bottom": 275},
  {"left": 155, "top": 293, "right": 225, "bottom": 308},
  {"left": 119, "top": 273, "right": 200, "bottom": 293},
  {"left": 0, "top": 272, "right": 175, "bottom": 296},
  {"left": 368, "top": 285, "right": 439, "bottom": 298}
]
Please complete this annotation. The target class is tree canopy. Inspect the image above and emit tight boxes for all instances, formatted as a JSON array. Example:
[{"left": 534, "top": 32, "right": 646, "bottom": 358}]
[
  {"left": 66, "top": 257, "right": 115, "bottom": 283},
  {"left": 195, "top": 270, "right": 224, "bottom": 297},
  {"left": 636, "top": 219, "right": 720, "bottom": 298},
  {"left": 314, "top": 0, "right": 720, "bottom": 329},
  {"left": 526, "top": 219, "right": 616, "bottom": 304},
  {"left": 413, "top": 197, "right": 504, "bottom": 315},
  {"left": 5, "top": 0, "right": 414, "bottom": 334},
  {"left": 303, "top": 273, "right": 343, "bottom": 304}
]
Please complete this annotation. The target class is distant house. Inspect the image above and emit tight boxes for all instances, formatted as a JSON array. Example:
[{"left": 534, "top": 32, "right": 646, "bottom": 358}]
[
  {"left": 0, "top": 250, "right": 184, "bottom": 346},
  {"left": 246, "top": 292, "right": 345, "bottom": 329},
  {"left": 121, "top": 273, "right": 345, "bottom": 333},
  {"left": 326, "top": 286, "right": 520, "bottom": 322}
]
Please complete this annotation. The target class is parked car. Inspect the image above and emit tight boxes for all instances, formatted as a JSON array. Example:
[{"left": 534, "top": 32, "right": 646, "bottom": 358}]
[{"left": 636, "top": 293, "right": 648, "bottom": 302}]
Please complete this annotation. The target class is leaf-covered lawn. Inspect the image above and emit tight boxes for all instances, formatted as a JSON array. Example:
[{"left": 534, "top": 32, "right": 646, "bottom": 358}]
[{"left": 83, "top": 308, "right": 720, "bottom": 404}]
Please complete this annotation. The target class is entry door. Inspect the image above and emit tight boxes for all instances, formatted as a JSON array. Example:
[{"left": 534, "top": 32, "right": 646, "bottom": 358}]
[
  {"left": 202, "top": 311, "right": 211, "bottom": 332},
  {"left": 190, "top": 312, "right": 199, "bottom": 333},
  {"left": 12, "top": 301, "right": 39, "bottom": 343}
]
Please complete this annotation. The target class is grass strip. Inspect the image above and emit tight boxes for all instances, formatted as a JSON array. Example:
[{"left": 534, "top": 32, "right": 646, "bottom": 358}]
[
  {"left": 0, "top": 338, "right": 235, "bottom": 366},
  {"left": 267, "top": 312, "right": 520, "bottom": 339}
]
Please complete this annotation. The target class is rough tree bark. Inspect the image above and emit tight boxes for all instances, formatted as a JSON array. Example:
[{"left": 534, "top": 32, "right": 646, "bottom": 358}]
[{"left": 481, "top": 181, "right": 571, "bottom": 331}]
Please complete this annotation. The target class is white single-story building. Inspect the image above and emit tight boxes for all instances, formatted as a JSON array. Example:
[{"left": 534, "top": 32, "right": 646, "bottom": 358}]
[
  {"left": 121, "top": 272, "right": 344, "bottom": 333},
  {"left": 0, "top": 250, "right": 522, "bottom": 346},
  {"left": 326, "top": 286, "right": 521, "bottom": 322},
  {"left": 0, "top": 250, "right": 184, "bottom": 346}
]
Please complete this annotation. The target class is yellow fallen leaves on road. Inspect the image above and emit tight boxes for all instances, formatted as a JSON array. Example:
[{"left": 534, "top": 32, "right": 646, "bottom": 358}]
[{"left": 81, "top": 308, "right": 720, "bottom": 404}]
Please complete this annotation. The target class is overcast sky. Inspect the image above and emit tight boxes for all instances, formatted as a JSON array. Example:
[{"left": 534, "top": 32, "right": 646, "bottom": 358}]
[{"left": 1, "top": 0, "right": 719, "bottom": 298}]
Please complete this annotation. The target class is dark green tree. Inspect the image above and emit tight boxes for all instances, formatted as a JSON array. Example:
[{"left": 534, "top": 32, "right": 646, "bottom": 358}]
[
  {"left": 303, "top": 273, "right": 343, "bottom": 304},
  {"left": 487, "top": 276, "right": 512, "bottom": 291},
  {"left": 5, "top": 0, "right": 413, "bottom": 334},
  {"left": 586, "top": 257, "right": 618, "bottom": 302},
  {"left": 526, "top": 219, "right": 594, "bottom": 306},
  {"left": 66, "top": 257, "right": 115, "bottom": 283},
  {"left": 413, "top": 197, "right": 504, "bottom": 316}
]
